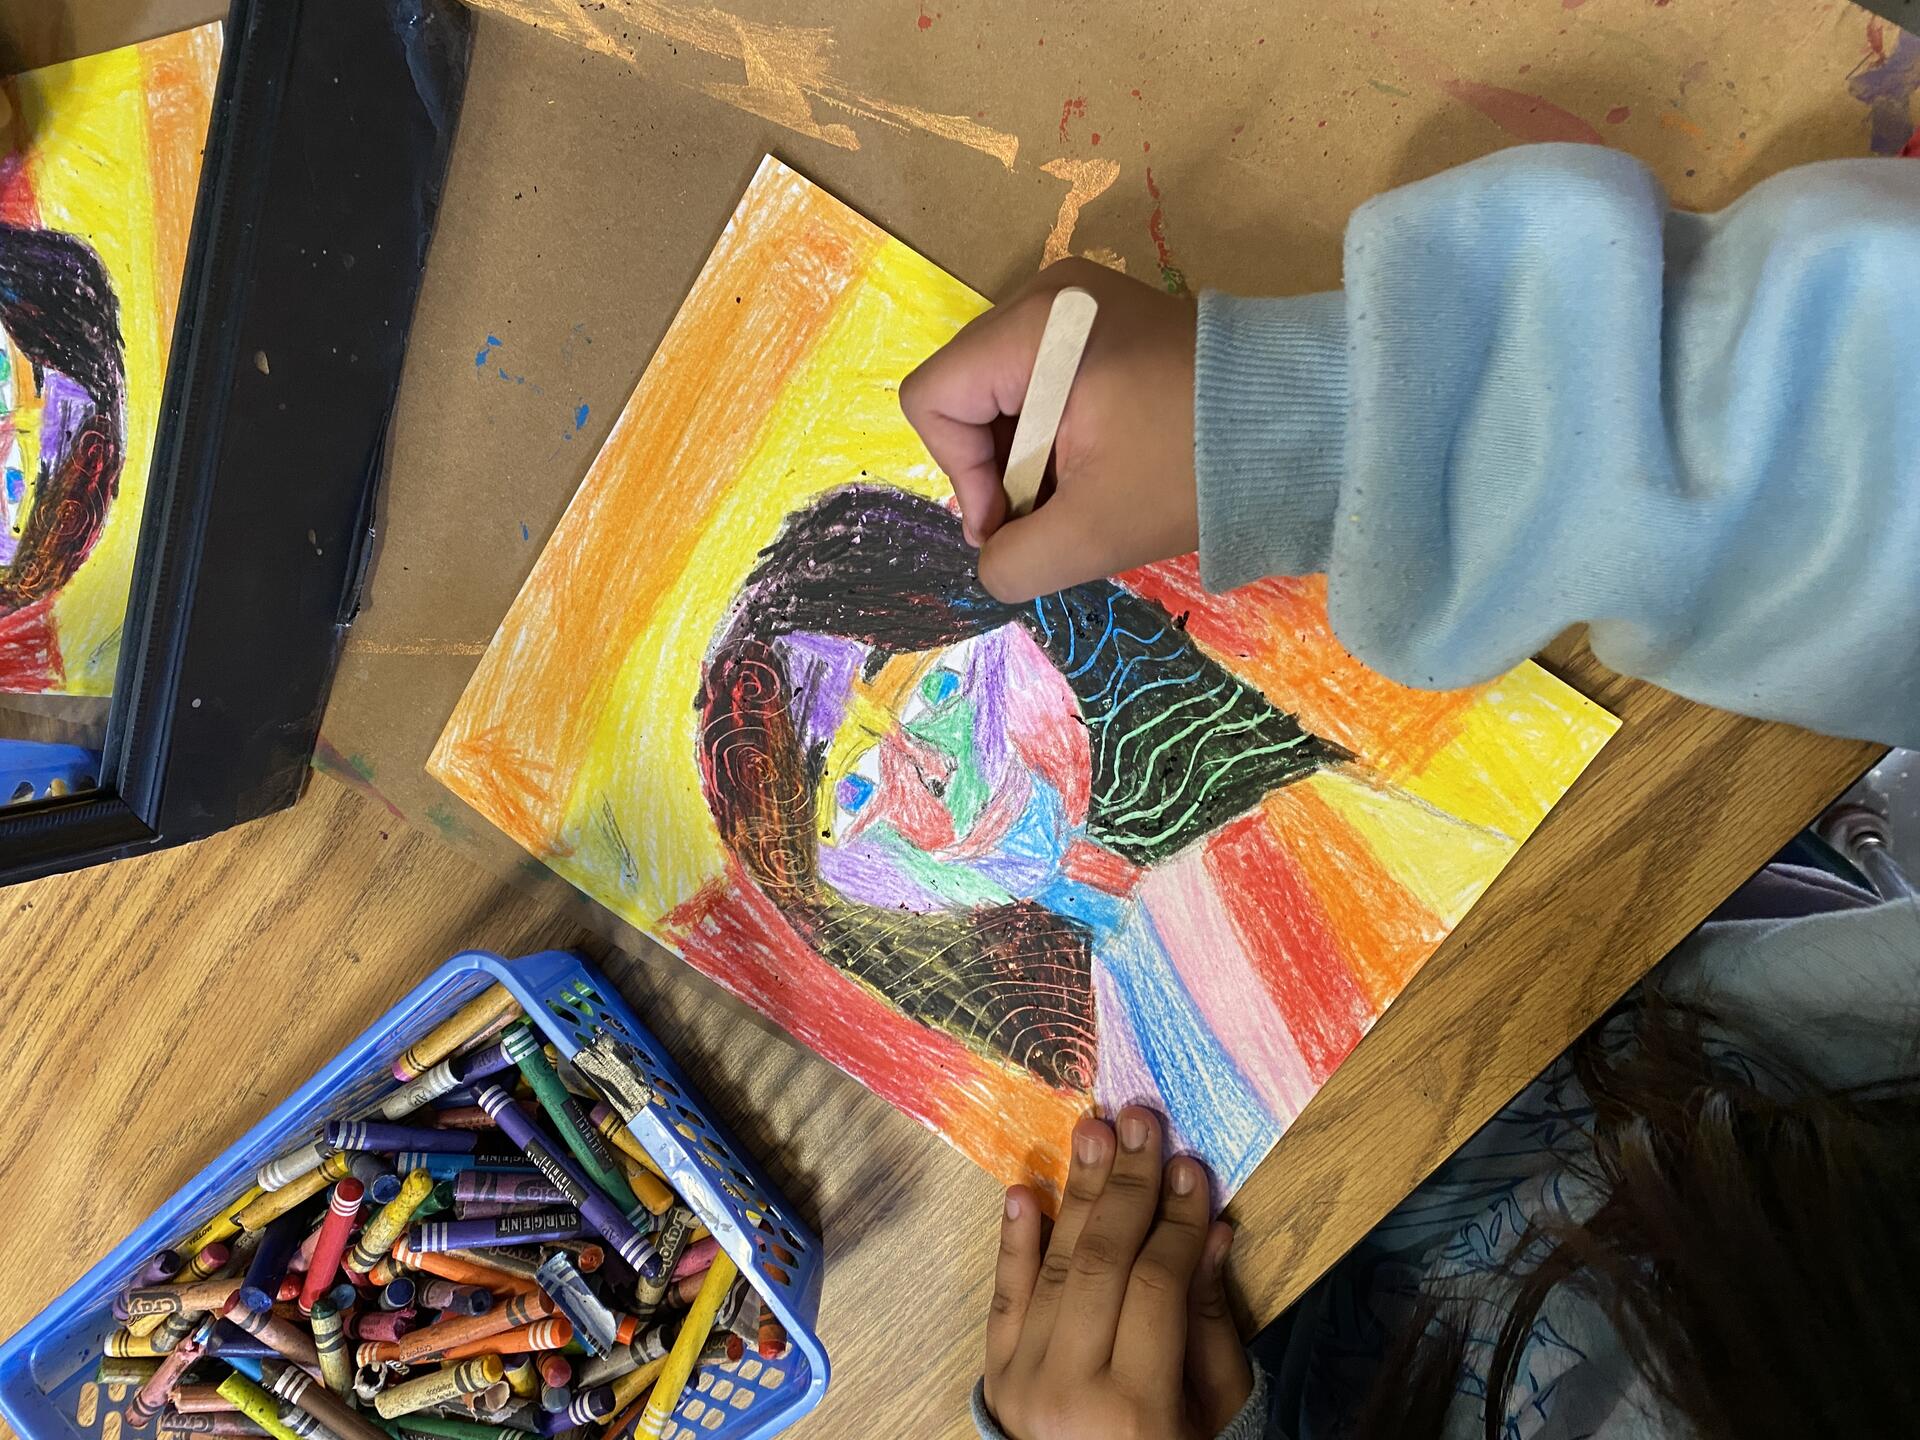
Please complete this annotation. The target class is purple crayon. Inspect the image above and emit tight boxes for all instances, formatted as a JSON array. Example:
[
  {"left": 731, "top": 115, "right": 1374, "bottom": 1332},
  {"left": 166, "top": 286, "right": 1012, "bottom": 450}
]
[
  {"left": 537, "top": 1382, "right": 616, "bottom": 1433},
  {"left": 407, "top": 1210, "right": 587, "bottom": 1253},
  {"left": 323, "top": 1121, "right": 478, "bottom": 1155},
  {"left": 472, "top": 1085, "right": 659, "bottom": 1279},
  {"left": 454, "top": 1025, "right": 527, "bottom": 1084},
  {"left": 451, "top": 1172, "right": 571, "bottom": 1207}
]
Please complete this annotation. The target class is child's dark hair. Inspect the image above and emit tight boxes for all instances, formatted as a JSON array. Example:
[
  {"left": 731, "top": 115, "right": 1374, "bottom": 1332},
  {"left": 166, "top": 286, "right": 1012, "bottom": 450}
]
[{"left": 1350, "top": 990, "right": 1920, "bottom": 1439}]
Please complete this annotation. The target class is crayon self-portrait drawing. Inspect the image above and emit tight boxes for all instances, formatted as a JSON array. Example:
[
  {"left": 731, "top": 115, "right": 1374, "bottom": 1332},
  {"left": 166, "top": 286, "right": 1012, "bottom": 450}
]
[
  {"left": 434, "top": 157, "right": 1618, "bottom": 1206},
  {"left": 0, "top": 26, "right": 221, "bottom": 695}
]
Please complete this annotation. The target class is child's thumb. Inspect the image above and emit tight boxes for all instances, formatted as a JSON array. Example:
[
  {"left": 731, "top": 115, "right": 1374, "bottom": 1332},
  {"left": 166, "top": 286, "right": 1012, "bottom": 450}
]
[{"left": 976, "top": 493, "right": 1103, "bottom": 604}]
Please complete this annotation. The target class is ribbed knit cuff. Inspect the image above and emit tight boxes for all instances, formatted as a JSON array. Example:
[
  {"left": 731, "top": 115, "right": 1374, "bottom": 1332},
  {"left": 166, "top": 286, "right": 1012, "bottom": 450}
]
[{"left": 1195, "top": 290, "right": 1349, "bottom": 591}]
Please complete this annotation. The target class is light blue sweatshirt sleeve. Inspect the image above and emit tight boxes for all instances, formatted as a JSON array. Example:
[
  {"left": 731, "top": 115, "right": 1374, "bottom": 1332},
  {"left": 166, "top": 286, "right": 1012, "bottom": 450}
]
[{"left": 1195, "top": 145, "right": 1920, "bottom": 748}]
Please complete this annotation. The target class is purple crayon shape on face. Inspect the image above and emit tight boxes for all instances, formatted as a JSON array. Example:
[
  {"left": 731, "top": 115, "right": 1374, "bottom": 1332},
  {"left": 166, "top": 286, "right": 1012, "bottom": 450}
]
[
  {"left": 323, "top": 1121, "right": 478, "bottom": 1154},
  {"left": 407, "top": 1211, "right": 587, "bottom": 1253},
  {"left": 472, "top": 1085, "right": 659, "bottom": 1280}
]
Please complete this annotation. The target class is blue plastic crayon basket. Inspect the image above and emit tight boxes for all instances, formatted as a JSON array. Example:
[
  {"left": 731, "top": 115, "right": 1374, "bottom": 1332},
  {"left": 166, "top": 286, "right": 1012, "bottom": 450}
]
[{"left": 0, "top": 950, "right": 828, "bottom": 1440}]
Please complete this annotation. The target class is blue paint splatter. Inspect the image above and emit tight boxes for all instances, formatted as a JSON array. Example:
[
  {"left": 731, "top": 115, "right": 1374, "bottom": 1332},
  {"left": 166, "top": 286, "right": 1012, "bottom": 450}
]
[
  {"left": 521, "top": 523, "right": 531, "bottom": 542},
  {"left": 574, "top": 402, "right": 591, "bottom": 430},
  {"left": 4, "top": 468, "right": 23, "bottom": 506},
  {"left": 476, "top": 334, "right": 502, "bottom": 368}
]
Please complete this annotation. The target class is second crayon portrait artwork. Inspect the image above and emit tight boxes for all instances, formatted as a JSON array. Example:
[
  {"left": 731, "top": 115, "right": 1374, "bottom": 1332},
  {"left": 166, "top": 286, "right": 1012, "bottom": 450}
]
[{"left": 434, "top": 158, "right": 1617, "bottom": 1206}]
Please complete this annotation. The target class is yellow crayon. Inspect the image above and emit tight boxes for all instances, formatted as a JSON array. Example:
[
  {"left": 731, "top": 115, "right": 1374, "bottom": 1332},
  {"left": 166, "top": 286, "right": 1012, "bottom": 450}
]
[
  {"left": 346, "top": 1169, "right": 434, "bottom": 1276},
  {"left": 373, "top": 1355, "right": 504, "bottom": 1419},
  {"left": 216, "top": 1374, "right": 304, "bottom": 1440},
  {"left": 236, "top": 1155, "right": 351, "bottom": 1231},
  {"left": 394, "top": 986, "right": 520, "bottom": 1081},
  {"left": 504, "top": 1358, "right": 538, "bottom": 1399},
  {"left": 610, "top": 1355, "right": 667, "bottom": 1413},
  {"left": 591, "top": 1107, "right": 667, "bottom": 1180},
  {"left": 636, "top": 1253, "right": 736, "bottom": 1440},
  {"left": 105, "top": 1330, "right": 169, "bottom": 1358},
  {"left": 180, "top": 1187, "right": 265, "bottom": 1256}
]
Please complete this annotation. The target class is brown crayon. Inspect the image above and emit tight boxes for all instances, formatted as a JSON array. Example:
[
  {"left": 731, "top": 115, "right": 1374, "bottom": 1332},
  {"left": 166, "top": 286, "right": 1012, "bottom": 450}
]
[
  {"left": 158, "top": 1411, "right": 270, "bottom": 1437},
  {"left": 170, "top": 1387, "right": 239, "bottom": 1414},
  {"left": 125, "top": 1275, "right": 244, "bottom": 1319},
  {"left": 268, "top": 1359, "right": 390, "bottom": 1440},
  {"left": 223, "top": 1299, "right": 319, "bottom": 1366},
  {"left": 373, "top": 1356, "right": 505, "bottom": 1419}
]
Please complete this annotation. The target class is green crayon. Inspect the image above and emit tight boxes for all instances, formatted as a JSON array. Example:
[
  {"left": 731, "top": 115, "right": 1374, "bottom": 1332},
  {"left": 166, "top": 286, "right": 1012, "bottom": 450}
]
[
  {"left": 309, "top": 1298, "right": 353, "bottom": 1397},
  {"left": 503, "top": 1027, "right": 639, "bottom": 1217}
]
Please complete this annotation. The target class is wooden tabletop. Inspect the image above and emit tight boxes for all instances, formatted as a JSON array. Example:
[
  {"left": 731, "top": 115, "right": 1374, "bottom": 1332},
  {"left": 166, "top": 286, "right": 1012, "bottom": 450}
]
[{"left": 0, "top": 689, "right": 1879, "bottom": 1440}]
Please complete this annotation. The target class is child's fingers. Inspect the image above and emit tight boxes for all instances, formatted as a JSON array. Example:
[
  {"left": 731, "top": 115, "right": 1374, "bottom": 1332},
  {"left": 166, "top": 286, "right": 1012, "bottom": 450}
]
[
  {"left": 985, "top": 1186, "right": 1043, "bottom": 1380},
  {"left": 1048, "top": 1107, "right": 1165, "bottom": 1374},
  {"left": 1183, "top": 1222, "right": 1254, "bottom": 1433},
  {"left": 1014, "top": 1115, "right": 1115, "bottom": 1367},
  {"left": 975, "top": 486, "right": 1113, "bottom": 602},
  {"left": 898, "top": 301, "right": 1045, "bottom": 545},
  {"left": 1109, "top": 1155, "right": 1211, "bottom": 1397}
]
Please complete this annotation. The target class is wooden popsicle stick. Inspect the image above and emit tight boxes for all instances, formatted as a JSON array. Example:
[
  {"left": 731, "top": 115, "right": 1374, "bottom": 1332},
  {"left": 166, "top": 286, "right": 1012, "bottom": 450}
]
[{"left": 1001, "top": 286, "right": 1098, "bottom": 518}]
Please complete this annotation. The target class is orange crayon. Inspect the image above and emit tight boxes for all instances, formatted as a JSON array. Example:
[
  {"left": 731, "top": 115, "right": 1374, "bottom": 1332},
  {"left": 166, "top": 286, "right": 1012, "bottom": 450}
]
[{"left": 436, "top": 1316, "right": 573, "bottom": 1361}]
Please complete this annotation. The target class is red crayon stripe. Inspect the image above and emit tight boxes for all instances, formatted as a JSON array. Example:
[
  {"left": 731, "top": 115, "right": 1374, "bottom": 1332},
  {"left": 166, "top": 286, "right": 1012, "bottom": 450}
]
[{"left": 1204, "top": 811, "right": 1375, "bottom": 1084}]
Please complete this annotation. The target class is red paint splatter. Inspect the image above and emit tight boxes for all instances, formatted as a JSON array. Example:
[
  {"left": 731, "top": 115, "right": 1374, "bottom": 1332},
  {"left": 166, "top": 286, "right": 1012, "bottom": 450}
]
[
  {"left": 1441, "top": 77, "right": 1604, "bottom": 144},
  {"left": 1606, "top": 105, "right": 1631, "bottom": 123},
  {"left": 1903, "top": 124, "right": 1920, "bottom": 157},
  {"left": 1090, "top": 131, "right": 1102, "bottom": 144},
  {"left": 916, "top": 2, "right": 932, "bottom": 29},
  {"left": 1868, "top": 18, "right": 1888, "bottom": 61},
  {"left": 1130, "top": 87, "right": 1142, "bottom": 98},
  {"left": 1142, "top": 139, "right": 1151, "bottom": 152},
  {"left": 1563, "top": 0, "right": 1587, "bottom": 9},
  {"left": 1232, "top": 123, "right": 1246, "bottom": 136},
  {"left": 1058, "top": 95, "right": 1086, "bottom": 140},
  {"left": 1317, "top": 118, "right": 1327, "bottom": 127}
]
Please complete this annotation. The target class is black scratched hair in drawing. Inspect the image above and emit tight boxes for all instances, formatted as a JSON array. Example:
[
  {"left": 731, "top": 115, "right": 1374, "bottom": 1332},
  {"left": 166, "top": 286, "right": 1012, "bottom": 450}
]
[
  {"left": 0, "top": 222, "right": 127, "bottom": 613},
  {"left": 694, "top": 484, "right": 1350, "bottom": 1089}
]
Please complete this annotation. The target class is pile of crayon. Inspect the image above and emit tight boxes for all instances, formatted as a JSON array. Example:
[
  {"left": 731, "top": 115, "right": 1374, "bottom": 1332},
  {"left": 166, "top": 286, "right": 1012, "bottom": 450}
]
[{"left": 93, "top": 985, "right": 791, "bottom": 1440}]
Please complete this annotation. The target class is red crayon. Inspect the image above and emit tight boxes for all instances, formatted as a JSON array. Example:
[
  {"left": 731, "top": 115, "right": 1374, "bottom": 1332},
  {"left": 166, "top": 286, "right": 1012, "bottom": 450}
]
[
  {"left": 756, "top": 1301, "right": 788, "bottom": 1359},
  {"left": 537, "top": 1354, "right": 570, "bottom": 1388},
  {"left": 348, "top": 1309, "right": 414, "bottom": 1342},
  {"left": 170, "top": 1388, "right": 237, "bottom": 1414},
  {"left": 298, "top": 1180, "right": 365, "bottom": 1314}
]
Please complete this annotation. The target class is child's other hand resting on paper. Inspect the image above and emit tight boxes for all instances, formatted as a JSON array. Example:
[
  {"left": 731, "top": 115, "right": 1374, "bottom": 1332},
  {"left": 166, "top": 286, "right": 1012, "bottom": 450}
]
[{"left": 973, "top": 1108, "right": 1260, "bottom": 1440}]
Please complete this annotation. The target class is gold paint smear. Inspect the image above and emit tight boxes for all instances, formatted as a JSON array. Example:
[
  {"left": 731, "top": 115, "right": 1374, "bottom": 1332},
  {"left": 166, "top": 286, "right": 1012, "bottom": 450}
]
[
  {"left": 1039, "top": 157, "right": 1122, "bottom": 265},
  {"left": 348, "top": 638, "right": 490, "bottom": 657},
  {"left": 464, "top": 0, "right": 1018, "bottom": 168}
]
